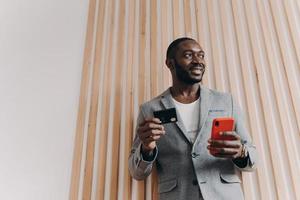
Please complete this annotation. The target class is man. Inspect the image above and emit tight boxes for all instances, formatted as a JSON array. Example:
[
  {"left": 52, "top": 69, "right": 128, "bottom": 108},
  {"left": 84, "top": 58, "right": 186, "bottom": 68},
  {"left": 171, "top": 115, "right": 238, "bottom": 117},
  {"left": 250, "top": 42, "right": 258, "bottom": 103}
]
[{"left": 129, "top": 37, "right": 257, "bottom": 200}]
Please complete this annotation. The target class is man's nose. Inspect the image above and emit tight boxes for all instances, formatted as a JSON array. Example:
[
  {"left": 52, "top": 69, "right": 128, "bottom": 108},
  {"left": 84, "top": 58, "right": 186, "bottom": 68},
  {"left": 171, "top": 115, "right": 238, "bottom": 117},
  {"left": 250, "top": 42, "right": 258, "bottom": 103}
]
[{"left": 192, "top": 55, "right": 201, "bottom": 63}]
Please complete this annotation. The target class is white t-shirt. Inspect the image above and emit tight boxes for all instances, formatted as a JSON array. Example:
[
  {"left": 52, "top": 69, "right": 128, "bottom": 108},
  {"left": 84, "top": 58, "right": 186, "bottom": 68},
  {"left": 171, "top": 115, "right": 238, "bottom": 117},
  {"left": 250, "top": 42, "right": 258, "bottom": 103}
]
[{"left": 172, "top": 97, "right": 200, "bottom": 143}]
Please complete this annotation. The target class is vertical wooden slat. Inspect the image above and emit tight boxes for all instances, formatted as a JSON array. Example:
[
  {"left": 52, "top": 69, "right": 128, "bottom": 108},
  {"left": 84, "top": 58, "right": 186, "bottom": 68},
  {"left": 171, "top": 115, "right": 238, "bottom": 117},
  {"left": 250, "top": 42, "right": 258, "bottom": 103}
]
[
  {"left": 138, "top": 0, "right": 147, "bottom": 105},
  {"left": 150, "top": 0, "right": 158, "bottom": 98},
  {"left": 104, "top": 0, "right": 126, "bottom": 199},
  {"left": 149, "top": 1, "right": 160, "bottom": 199},
  {"left": 81, "top": 0, "right": 111, "bottom": 198},
  {"left": 89, "top": 5, "right": 107, "bottom": 198},
  {"left": 283, "top": 0, "right": 300, "bottom": 63},
  {"left": 94, "top": 0, "right": 113, "bottom": 198},
  {"left": 144, "top": 1, "right": 152, "bottom": 200},
  {"left": 188, "top": 0, "right": 198, "bottom": 39},
  {"left": 183, "top": 0, "right": 192, "bottom": 36},
  {"left": 102, "top": 0, "right": 119, "bottom": 198},
  {"left": 195, "top": 0, "right": 216, "bottom": 89},
  {"left": 161, "top": 0, "right": 172, "bottom": 89},
  {"left": 69, "top": 0, "right": 97, "bottom": 198},
  {"left": 172, "top": 0, "right": 184, "bottom": 38},
  {"left": 155, "top": 0, "right": 164, "bottom": 95},
  {"left": 297, "top": 0, "right": 300, "bottom": 14},
  {"left": 207, "top": 0, "right": 230, "bottom": 92},
  {"left": 131, "top": 0, "right": 145, "bottom": 199},
  {"left": 144, "top": 0, "right": 151, "bottom": 101},
  {"left": 137, "top": 3, "right": 149, "bottom": 200},
  {"left": 117, "top": 0, "right": 135, "bottom": 199}
]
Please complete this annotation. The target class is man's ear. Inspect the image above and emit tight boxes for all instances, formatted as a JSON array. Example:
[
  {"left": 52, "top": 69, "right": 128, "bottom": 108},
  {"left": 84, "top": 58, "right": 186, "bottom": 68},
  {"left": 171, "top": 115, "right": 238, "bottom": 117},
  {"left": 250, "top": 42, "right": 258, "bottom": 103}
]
[{"left": 165, "top": 59, "right": 175, "bottom": 70}]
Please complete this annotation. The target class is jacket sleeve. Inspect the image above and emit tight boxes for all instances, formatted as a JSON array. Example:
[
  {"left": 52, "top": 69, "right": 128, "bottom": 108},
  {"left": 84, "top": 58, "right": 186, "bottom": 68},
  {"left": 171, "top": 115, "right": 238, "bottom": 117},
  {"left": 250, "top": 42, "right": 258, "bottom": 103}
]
[
  {"left": 128, "top": 106, "right": 158, "bottom": 180},
  {"left": 231, "top": 95, "right": 258, "bottom": 171}
]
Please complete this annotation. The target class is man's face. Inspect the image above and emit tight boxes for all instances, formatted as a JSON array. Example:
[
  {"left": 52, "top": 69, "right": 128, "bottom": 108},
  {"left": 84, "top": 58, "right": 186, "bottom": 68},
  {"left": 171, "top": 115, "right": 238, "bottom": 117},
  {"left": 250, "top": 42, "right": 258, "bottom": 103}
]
[{"left": 172, "top": 40, "right": 206, "bottom": 84}]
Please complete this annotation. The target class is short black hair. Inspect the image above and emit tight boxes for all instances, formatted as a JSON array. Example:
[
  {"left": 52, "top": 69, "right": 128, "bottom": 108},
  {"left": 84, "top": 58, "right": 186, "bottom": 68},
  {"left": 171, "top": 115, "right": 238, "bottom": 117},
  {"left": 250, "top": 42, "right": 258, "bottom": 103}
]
[{"left": 166, "top": 37, "right": 196, "bottom": 59}]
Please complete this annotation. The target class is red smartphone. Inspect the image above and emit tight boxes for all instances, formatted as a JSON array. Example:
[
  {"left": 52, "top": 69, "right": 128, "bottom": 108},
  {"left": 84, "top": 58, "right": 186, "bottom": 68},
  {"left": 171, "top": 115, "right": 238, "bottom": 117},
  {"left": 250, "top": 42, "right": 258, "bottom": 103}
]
[{"left": 210, "top": 117, "right": 235, "bottom": 155}]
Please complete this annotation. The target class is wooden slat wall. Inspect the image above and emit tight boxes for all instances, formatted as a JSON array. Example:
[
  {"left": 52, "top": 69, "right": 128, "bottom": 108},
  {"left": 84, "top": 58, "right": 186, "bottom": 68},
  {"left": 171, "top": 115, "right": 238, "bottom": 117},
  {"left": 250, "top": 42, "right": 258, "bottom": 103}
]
[{"left": 70, "top": 0, "right": 300, "bottom": 199}]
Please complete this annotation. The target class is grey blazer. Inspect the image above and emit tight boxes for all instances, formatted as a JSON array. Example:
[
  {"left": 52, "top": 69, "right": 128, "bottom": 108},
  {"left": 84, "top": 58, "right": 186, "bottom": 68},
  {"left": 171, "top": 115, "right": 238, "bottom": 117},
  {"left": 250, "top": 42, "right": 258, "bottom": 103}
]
[{"left": 129, "top": 86, "right": 257, "bottom": 200}]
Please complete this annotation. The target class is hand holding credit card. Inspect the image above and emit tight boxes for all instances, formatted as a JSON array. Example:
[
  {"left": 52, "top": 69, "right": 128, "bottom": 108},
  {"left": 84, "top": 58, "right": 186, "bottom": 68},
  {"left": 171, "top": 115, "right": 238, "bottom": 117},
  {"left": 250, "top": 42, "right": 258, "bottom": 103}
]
[{"left": 153, "top": 108, "right": 178, "bottom": 124}]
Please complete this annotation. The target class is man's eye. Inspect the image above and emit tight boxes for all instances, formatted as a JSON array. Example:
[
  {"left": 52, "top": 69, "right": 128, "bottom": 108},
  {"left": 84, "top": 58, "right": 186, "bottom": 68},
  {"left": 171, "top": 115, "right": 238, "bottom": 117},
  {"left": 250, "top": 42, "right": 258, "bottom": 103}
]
[
  {"left": 197, "top": 53, "right": 204, "bottom": 59},
  {"left": 184, "top": 54, "right": 192, "bottom": 58}
]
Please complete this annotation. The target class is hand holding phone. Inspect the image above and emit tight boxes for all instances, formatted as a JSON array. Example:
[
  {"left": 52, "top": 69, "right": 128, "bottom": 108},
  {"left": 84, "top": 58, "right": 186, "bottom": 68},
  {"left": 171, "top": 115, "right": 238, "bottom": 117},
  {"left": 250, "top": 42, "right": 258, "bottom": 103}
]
[
  {"left": 211, "top": 118, "right": 235, "bottom": 140},
  {"left": 209, "top": 118, "right": 240, "bottom": 156}
]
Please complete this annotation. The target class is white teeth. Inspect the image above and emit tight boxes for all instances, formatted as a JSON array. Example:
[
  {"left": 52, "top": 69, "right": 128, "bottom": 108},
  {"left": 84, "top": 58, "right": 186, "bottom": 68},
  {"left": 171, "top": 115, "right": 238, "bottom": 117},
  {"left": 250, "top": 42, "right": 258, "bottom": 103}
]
[
  {"left": 191, "top": 68, "right": 202, "bottom": 71},
  {"left": 191, "top": 68, "right": 202, "bottom": 75}
]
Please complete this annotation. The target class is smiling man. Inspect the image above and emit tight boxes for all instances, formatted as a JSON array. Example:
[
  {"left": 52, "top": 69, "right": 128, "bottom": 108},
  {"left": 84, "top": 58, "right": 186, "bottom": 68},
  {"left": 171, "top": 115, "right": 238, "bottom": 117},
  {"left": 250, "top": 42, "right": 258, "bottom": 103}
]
[{"left": 129, "top": 37, "right": 257, "bottom": 200}]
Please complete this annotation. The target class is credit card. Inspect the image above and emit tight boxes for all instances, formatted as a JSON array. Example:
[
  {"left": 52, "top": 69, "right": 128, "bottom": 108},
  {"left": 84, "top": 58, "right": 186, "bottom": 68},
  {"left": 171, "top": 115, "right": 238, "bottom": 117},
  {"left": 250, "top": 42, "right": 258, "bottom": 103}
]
[{"left": 153, "top": 108, "right": 177, "bottom": 124}]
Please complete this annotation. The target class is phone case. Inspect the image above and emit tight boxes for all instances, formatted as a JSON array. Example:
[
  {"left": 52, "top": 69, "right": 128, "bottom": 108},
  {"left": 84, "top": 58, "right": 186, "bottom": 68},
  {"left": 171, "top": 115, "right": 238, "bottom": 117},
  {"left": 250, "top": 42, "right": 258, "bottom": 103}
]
[
  {"left": 211, "top": 117, "right": 235, "bottom": 140},
  {"left": 210, "top": 117, "right": 234, "bottom": 155}
]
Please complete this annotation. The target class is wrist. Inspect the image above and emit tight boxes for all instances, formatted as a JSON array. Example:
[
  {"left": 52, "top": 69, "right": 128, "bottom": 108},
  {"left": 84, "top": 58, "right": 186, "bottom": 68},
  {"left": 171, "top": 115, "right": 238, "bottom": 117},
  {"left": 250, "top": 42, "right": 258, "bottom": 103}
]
[
  {"left": 141, "top": 144, "right": 156, "bottom": 161},
  {"left": 141, "top": 144, "right": 155, "bottom": 155}
]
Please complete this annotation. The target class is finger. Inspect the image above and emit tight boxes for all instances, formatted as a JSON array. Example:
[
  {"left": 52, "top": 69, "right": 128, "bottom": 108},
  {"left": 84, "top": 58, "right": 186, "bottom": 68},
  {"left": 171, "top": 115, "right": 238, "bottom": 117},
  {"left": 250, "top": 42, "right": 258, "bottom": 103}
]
[
  {"left": 139, "top": 118, "right": 162, "bottom": 126},
  {"left": 209, "top": 140, "right": 241, "bottom": 148},
  {"left": 221, "top": 131, "right": 241, "bottom": 140},
  {"left": 212, "top": 153, "right": 238, "bottom": 158},
  {"left": 139, "top": 119, "right": 147, "bottom": 127},
  {"left": 207, "top": 146, "right": 239, "bottom": 155},
  {"left": 144, "top": 118, "right": 162, "bottom": 124},
  {"left": 139, "top": 125, "right": 165, "bottom": 135},
  {"left": 143, "top": 135, "right": 161, "bottom": 143},
  {"left": 152, "top": 118, "right": 162, "bottom": 124},
  {"left": 207, "top": 146, "right": 235, "bottom": 158},
  {"left": 145, "top": 123, "right": 164, "bottom": 131},
  {"left": 218, "top": 148, "right": 238, "bottom": 156},
  {"left": 139, "top": 130, "right": 158, "bottom": 141},
  {"left": 139, "top": 129, "right": 165, "bottom": 141},
  {"left": 138, "top": 122, "right": 164, "bottom": 133}
]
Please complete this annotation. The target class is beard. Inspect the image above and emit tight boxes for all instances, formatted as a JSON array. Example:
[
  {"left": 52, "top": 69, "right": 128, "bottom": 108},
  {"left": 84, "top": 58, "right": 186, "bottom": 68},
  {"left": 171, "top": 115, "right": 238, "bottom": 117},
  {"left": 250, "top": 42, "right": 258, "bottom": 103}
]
[{"left": 174, "top": 60, "right": 205, "bottom": 84}]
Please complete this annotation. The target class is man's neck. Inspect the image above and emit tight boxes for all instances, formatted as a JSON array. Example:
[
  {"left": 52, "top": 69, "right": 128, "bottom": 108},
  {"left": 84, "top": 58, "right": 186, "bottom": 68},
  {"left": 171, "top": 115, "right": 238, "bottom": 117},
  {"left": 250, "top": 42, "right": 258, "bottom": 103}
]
[{"left": 170, "top": 83, "right": 200, "bottom": 104}]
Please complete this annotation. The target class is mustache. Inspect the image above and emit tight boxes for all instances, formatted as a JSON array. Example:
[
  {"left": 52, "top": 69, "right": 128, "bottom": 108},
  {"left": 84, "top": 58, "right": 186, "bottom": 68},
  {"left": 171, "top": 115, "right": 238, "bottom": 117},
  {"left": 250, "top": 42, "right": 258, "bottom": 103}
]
[{"left": 190, "top": 63, "right": 205, "bottom": 69}]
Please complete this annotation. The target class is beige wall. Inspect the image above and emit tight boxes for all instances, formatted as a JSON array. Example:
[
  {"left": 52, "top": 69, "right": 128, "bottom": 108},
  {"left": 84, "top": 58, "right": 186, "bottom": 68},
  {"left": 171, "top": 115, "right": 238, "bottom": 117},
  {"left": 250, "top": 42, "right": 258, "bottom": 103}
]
[
  {"left": 0, "top": 0, "right": 89, "bottom": 199},
  {"left": 70, "top": 0, "right": 300, "bottom": 199}
]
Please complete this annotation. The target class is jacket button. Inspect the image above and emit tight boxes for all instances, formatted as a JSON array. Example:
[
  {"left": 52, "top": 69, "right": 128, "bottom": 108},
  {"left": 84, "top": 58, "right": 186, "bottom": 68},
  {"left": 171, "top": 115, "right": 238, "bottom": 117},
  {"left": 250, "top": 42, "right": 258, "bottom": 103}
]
[
  {"left": 192, "top": 179, "right": 198, "bottom": 185},
  {"left": 191, "top": 152, "right": 198, "bottom": 158}
]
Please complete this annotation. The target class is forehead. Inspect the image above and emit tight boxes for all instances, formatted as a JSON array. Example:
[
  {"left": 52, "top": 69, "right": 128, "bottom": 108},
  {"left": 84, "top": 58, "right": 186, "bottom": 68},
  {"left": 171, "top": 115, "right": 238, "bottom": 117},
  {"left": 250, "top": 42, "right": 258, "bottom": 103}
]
[{"left": 177, "top": 40, "right": 203, "bottom": 52}]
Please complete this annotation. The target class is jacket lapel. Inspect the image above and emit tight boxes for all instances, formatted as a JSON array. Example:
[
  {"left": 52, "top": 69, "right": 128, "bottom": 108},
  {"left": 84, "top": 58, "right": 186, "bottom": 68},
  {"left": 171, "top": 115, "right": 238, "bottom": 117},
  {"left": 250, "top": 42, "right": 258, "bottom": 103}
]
[
  {"left": 193, "top": 86, "right": 213, "bottom": 146},
  {"left": 199, "top": 87, "right": 212, "bottom": 130},
  {"left": 160, "top": 88, "right": 189, "bottom": 140}
]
